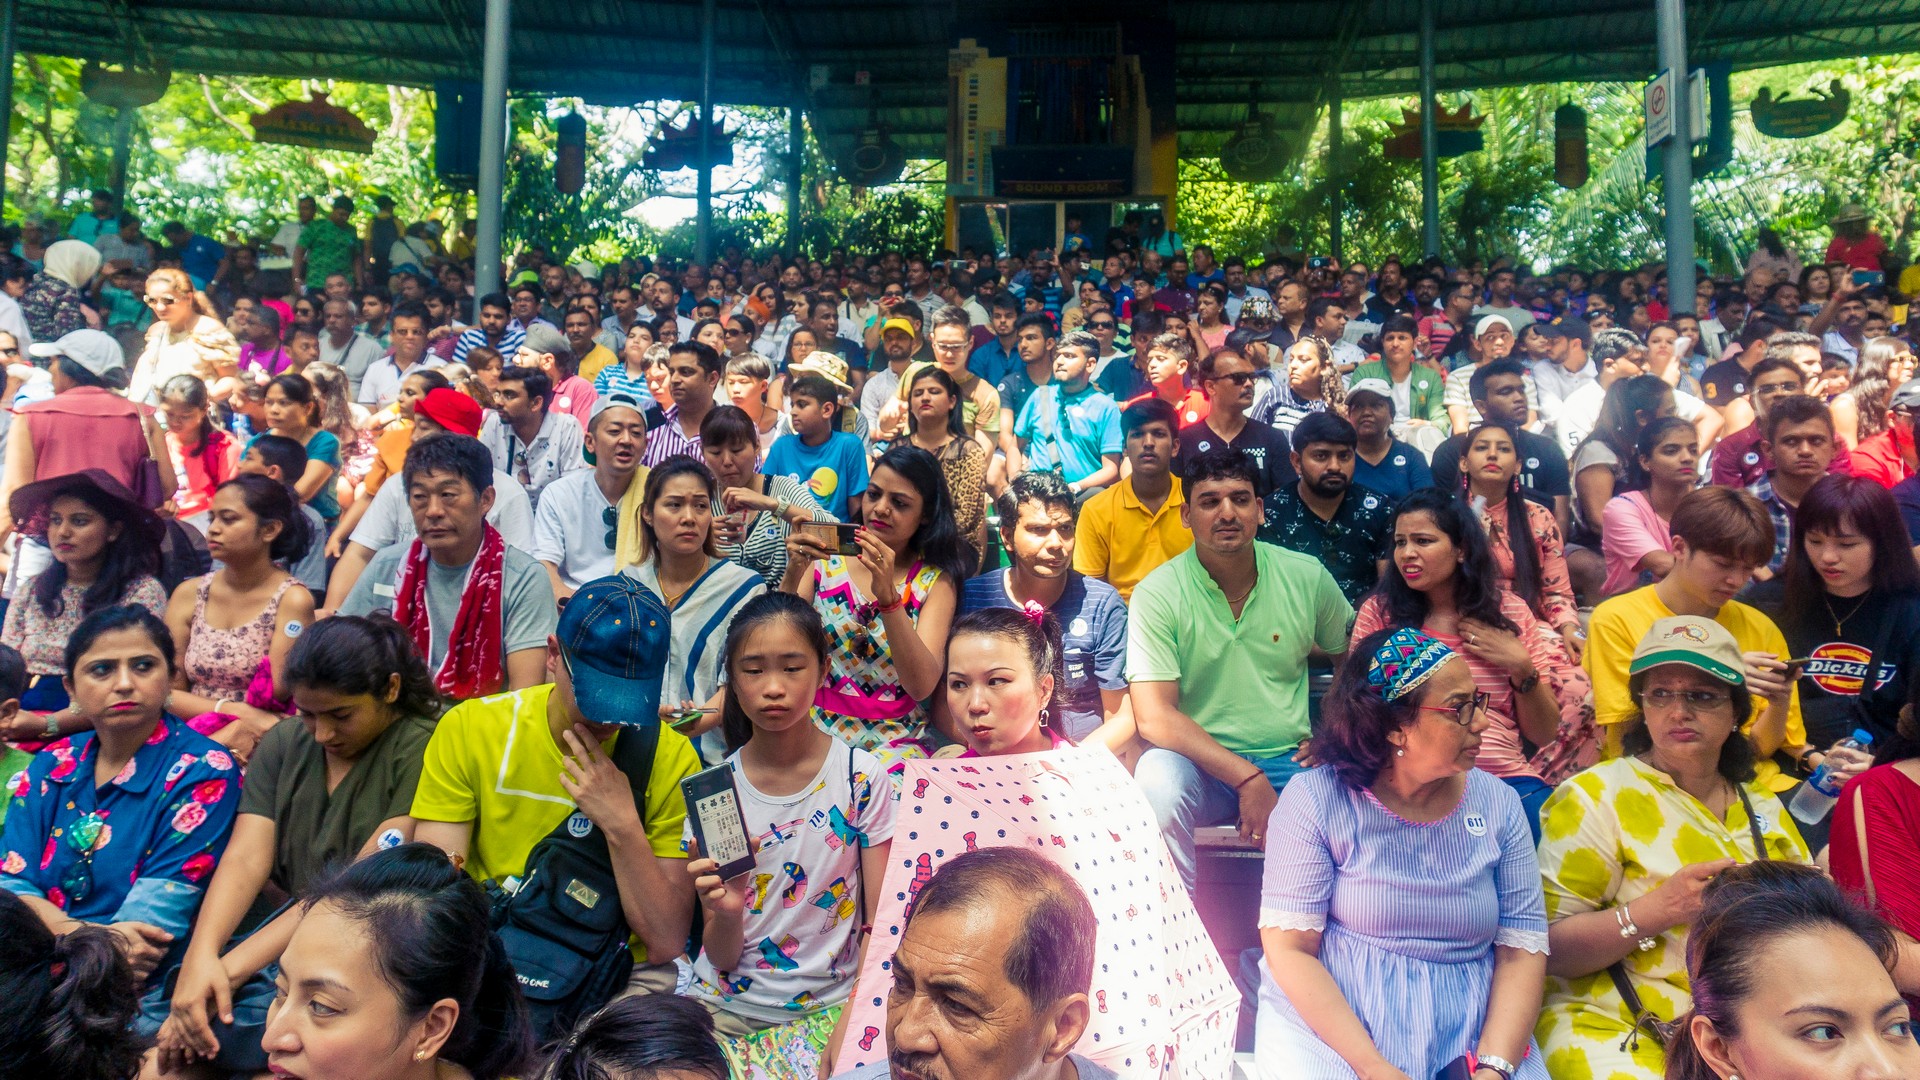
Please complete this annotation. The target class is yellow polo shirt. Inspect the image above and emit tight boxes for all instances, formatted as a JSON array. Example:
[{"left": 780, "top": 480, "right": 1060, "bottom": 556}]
[
  {"left": 578, "top": 344, "right": 620, "bottom": 384},
  {"left": 1073, "top": 475, "right": 1192, "bottom": 602}
]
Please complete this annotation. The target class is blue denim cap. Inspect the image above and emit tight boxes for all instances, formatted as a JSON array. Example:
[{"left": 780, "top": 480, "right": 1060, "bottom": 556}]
[{"left": 557, "top": 572, "right": 670, "bottom": 727}]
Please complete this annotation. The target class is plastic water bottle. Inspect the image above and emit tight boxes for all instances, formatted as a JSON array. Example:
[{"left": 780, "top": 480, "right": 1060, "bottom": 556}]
[{"left": 1789, "top": 729, "right": 1873, "bottom": 824}]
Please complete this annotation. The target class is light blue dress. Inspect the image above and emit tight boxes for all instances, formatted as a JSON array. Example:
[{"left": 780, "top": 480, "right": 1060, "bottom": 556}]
[{"left": 1254, "top": 767, "right": 1549, "bottom": 1079}]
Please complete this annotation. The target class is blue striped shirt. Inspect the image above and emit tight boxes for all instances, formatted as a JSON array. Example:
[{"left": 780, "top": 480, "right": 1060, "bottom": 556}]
[{"left": 452, "top": 323, "right": 526, "bottom": 366}]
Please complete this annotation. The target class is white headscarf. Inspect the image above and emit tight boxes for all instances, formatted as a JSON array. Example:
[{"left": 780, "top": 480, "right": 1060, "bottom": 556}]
[{"left": 42, "top": 239, "right": 103, "bottom": 289}]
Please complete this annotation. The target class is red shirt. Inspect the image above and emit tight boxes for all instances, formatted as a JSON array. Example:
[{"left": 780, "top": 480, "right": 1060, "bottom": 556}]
[
  {"left": 1708, "top": 422, "right": 1853, "bottom": 488},
  {"left": 1849, "top": 425, "right": 1914, "bottom": 488},
  {"left": 1827, "top": 232, "right": 1889, "bottom": 273},
  {"left": 1125, "top": 387, "right": 1210, "bottom": 428},
  {"left": 1831, "top": 764, "right": 1920, "bottom": 939}
]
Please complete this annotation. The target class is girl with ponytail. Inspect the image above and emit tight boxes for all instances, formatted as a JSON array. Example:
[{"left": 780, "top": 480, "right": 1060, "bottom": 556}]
[
  {"left": 156, "top": 616, "right": 443, "bottom": 1074},
  {"left": 0, "top": 889, "right": 144, "bottom": 1080},
  {"left": 262, "top": 842, "right": 533, "bottom": 1080},
  {"left": 943, "top": 603, "right": 1073, "bottom": 757},
  {"left": 688, "top": 591, "right": 894, "bottom": 1071},
  {"left": 1458, "top": 419, "right": 1585, "bottom": 659},
  {"left": 1667, "top": 860, "right": 1919, "bottom": 1080}
]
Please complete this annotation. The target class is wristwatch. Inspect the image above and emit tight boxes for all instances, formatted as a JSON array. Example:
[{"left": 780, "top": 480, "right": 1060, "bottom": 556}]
[
  {"left": 775, "top": 494, "right": 792, "bottom": 518},
  {"left": 1510, "top": 671, "right": 1540, "bottom": 694},
  {"left": 1475, "top": 1054, "right": 1517, "bottom": 1080}
]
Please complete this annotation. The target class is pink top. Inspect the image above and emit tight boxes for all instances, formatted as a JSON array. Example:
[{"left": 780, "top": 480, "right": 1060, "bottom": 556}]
[
  {"left": 166, "top": 426, "right": 239, "bottom": 520},
  {"left": 1352, "top": 589, "right": 1597, "bottom": 784},
  {"left": 550, "top": 375, "right": 596, "bottom": 432},
  {"left": 1481, "top": 496, "right": 1579, "bottom": 632},
  {"left": 1832, "top": 764, "right": 1920, "bottom": 940},
  {"left": 1599, "top": 489, "right": 1671, "bottom": 597},
  {"left": 19, "top": 387, "right": 150, "bottom": 491}
]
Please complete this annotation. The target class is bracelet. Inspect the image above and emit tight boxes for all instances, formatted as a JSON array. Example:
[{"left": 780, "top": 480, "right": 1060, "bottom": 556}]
[
  {"left": 872, "top": 595, "right": 906, "bottom": 614},
  {"left": 42, "top": 711, "right": 60, "bottom": 739},
  {"left": 1474, "top": 1053, "right": 1517, "bottom": 1080},
  {"left": 1234, "top": 771, "right": 1265, "bottom": 792},
  {"left": 214, "top": 698, "right": 232, "bottom": 715},
  {"left": 1614, "top": 901, "right": 1657, "bottom": 951}
]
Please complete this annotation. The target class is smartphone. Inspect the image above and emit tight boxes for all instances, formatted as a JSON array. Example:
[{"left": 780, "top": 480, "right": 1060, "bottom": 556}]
[
  {"left": 1434, "top": 1057, "right": 1476, "bottom": 1080},
  {"left": 1853, "top": 269, "right": 1885, "bottom": 287},
  {"left": 801, "top": 522, "right": 862, "bottom": 556},
  {"left": 681, "top": 764, "right": 756, "bottom": 881},
  {"left": 1784, "top": 656, "right": 1815, "bottom": 678},
  {"left": 1308, "top": 256, "right": 1332, "bottom": 270}
]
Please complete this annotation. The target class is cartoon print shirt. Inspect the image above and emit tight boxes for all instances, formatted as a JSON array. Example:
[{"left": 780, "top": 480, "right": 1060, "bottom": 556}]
[
  {"left": 0, "top": 717, "right": 242, "bottom": 977},
  {"left": 684, "top": 738, "right": 897, "bottom": 1024}
]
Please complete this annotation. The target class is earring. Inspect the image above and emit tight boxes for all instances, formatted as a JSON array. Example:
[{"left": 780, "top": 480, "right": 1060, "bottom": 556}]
[
  {"left": 1039, "top": 708, "right": 1051, "bottom": 730},
  {"left": 1395, "top": 746, "right": 1405, "bottom": 757},
  {"left": 416, "top": 1051, "right": 428, "bottom": 1061}
]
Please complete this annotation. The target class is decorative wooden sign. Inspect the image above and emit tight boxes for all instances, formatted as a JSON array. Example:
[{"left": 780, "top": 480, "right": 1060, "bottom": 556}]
[{"left": 250, "top": 92, "right": 376, "bottom": 154}]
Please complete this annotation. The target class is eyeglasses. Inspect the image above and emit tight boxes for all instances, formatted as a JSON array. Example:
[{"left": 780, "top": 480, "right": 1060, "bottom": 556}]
[
  {"left": 1089, "top": 321, "right": 1117, "bottom": 330},
  {"left": 602, "top": 504, "right": 618, "bottom": 550},
  {"left": 1415, "top": 690, "right": 1490, "bottom": 728},
  {"left": 1638, "top": 688, "right": 1733, "bottom": 713},
  {"left": 144, "top": 295, "right": 179, "bottom": 308},
  {"left": 882, "top": 290, "right": 906, "bottom": 299},
  {"left": 1210, "top": 371, "right": 1256, "bottom": 385},
  {"left": 59, "top": 811, "right": 108, "bottom": 905}
]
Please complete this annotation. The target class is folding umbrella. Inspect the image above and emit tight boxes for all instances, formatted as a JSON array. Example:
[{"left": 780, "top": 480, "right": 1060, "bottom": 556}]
[{"left": 831, "top": 746, "right": 1240, "bottom": 1077}]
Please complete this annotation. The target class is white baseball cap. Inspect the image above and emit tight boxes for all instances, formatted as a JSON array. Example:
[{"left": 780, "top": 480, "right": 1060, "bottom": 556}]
[{"left": 29, "top": 329, "right": 124, "bottom": 378}]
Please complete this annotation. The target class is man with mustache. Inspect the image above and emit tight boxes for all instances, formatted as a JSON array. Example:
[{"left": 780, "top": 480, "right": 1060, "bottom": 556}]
[
  {"left": 831, "top": 847, "right": 1114, "bottom": 1080},
  {"left": 1258, "top": 410, "right": 1392, "bottom": 607}
]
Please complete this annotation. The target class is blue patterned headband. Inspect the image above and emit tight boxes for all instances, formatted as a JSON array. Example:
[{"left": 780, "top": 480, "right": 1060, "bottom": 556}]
[{"left": 1365, "top": 628, "right": 1456, "bottom": 702}]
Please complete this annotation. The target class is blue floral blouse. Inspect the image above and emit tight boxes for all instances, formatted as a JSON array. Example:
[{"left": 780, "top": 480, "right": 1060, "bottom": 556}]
[{"left": 0, "top": 717, "right": 242, "bottom": 962}]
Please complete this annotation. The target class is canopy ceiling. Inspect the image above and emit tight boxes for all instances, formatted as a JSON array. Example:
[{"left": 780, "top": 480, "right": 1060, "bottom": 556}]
[{"left": 22, "top": 0, "right": 1920, "bottom": 158}]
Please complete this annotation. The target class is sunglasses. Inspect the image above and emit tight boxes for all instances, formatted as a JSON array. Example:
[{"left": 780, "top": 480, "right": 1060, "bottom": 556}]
[
  {"left": 145, "top": 295, "right": 179, "bottom": 308},
  {"left": 883, "top": 290, "right": 906, "bottom": 299},
  {"left": 1089, "top": 321, "right": 1117, "bottom": 330},
  {"left": 59, "top": 811, "right": 108, "bottom": 905},
  {"left": 603, "top": 504, "right": 618, "bottom": 550},
  {"left": 1210, "top": 371, "right": 1255, "bottom": 385}
]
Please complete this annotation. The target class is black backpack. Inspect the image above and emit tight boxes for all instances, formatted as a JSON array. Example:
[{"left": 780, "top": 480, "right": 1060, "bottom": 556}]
[{"left": 490, "top": 722, "right": 660, "bottom": 1040}]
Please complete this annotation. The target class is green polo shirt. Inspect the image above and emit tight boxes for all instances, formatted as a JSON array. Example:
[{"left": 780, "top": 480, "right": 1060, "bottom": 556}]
[{"left": 1126, "top": 542, "right": 1353, "bottom": 757}]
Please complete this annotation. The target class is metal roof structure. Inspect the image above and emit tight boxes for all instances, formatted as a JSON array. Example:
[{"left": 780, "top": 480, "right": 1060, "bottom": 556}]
[{"left": 24, "top": 0, "right": 1920, "bottom": 160}]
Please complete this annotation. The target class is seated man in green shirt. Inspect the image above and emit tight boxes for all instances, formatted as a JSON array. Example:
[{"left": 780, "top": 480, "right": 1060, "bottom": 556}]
[
  {"left": 412, "top": 572, "right": 701, "bottom": 995},
  {"left": 1127, "top": 446, "right": 1354, "bottom": 892}
]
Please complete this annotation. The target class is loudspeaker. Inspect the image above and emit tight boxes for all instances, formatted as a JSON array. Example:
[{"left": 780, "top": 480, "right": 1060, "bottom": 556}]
[{"left": 435, "top": 80, "right": 483, "bottom": 189}]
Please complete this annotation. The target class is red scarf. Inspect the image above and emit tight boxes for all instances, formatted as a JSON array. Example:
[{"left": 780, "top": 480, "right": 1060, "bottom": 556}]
[{"left": 396, "top": 523, "right": 506, "bottom": 699}]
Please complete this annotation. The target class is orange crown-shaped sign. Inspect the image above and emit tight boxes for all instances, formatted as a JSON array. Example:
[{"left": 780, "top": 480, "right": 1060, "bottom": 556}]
[{"left": 1385, "top": 103, "right": 1485, "bottom": 137}]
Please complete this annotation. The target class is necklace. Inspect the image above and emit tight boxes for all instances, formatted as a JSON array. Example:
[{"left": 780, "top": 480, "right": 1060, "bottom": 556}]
[
  {"left": 1825, "top": 591, "right": 1870, "bottom": 635},
  {"left": 1224, "top": 577, "right": 1257, "bottom": 608},
  {"left": 657, "top": 557, "right": 711, "bottom": 609}
]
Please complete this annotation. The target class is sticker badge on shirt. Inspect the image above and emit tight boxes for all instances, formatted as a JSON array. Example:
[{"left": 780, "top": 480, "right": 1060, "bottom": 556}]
[
  {"left": 1392, "top": 455, "right": 1406, "bottom": 466},
  {"left": 1744, "top": 452, "right": 1760, "bottom": 465},
  {"left": 566, "top": 811, "right": 594, "bottom": 838},
  {"left": 284, "top": 620, "right": 304, "bottom": 638},
  {"left": 1070, "top": 617, "right": 1089, "bottom": 638},
  {"left": 1362, "top": 494, "right": 1379, "bottom": 510},
  {"left": 1525, "top": 457, "right": 1541, "bottom": 470},
  {"left": 1463, "top": 812, "right": 1488, "bottom": 837},
  {"left": 373, "top": 582, "right": 396, "bottom": 598},
  {"left": 377, "top": 827, "right": 405, "bottom": 850}
]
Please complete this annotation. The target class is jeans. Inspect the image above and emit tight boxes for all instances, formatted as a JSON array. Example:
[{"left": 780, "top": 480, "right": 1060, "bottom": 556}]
[{"left": 1138, "top": 747, "right": 1311, "bottom": 893}]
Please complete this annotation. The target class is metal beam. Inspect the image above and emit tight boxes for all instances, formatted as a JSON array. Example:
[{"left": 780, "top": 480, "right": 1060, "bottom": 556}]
[
  {"left": 1658, "top": 0, "right": 1693, "bottom": 319},
  {"left": 1419, "top": 0, "right": 1439, "bottom": 257},
  {"left": 696, "top": 0, "right": 714, "bottom": 265},
  {"left": 473, "top": 0, "right": 508, "bottom": 299},
  {"left": 0, "top": 0, "right": 14, "bottom": 217}
]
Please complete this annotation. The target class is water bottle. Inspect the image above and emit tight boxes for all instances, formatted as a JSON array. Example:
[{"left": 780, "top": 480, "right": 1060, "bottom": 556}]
[{"left": 1788, "top": 729, "right": 1873, "bottom": 824}]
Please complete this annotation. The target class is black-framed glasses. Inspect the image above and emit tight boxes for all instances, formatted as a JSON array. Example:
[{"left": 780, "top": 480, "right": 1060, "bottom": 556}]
[
  {"left": 1638, "top": 688, "right": 1733, "bottom": 713},
  {"left": 602, "top": 505, "right": 618, "bottom": 550},
  {"left": 1210, "top": 371, "right": 1256, "bottom": 385},
  {"left": 1089, "top": 320, "right": 1117, "bottom": 330},
  {"left": 1415, "top": 690, "right": 1490, "bottom": 728}
]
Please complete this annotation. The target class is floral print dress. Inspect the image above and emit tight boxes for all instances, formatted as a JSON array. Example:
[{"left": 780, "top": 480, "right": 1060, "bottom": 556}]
[
  {"left": 809, "top": 556, "right": 944, "bottom": 772},
  {"left": 0, "top": 716, "right": 242, "bottom": 1031}
]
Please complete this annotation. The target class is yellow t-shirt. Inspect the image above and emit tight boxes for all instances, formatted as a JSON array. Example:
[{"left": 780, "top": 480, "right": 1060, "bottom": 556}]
[
  {"left": 410, "top": 683, "right": 700, "bottom": 959},
  {"left": 1583, "top": 585, "right": 1804, "bottom": 791},
  {"left": 578, "top": 344, "right": 620, "bottom": 384},
  {"left": 1074, "top": 476, "right": 1193, "bottom": 603}
]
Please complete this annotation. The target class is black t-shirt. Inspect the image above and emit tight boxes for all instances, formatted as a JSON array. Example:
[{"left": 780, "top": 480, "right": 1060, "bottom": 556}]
[
  {"left": 1749, "top": 585, "right": 1920, "bottom": 749},
  {"left": 1429, "top": 429, "right": 1571, "bottom": 500},
  {"left": 1699, "top": 358, "right": 1751, "bottom": 409},
  {"left": 1175, "top": 417, "right": 1296, "bottom": 497}
]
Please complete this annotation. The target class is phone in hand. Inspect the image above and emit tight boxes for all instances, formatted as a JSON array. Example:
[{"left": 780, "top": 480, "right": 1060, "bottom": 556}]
[
  {"left": 681, "top": 764, "right": 756, "bottom": 881},
  {"left": 1853, "top": 269, "right": 1885, "bottom": 287},
  {"left": 1434, "top": 1056, "right": 1477, "bottom": 1080},
  {"left": 801, "top": 522, "right": 862, "bottom": 556}
]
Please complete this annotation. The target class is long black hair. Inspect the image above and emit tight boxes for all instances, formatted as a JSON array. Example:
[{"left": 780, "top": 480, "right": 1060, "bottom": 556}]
[
  {"left": 1668, "top": 862, "right": 1901, "bottom": 1080},
  {"left": 216, "top": 474, "right": 313, "bottom": 564},
  {"left": 302, "top": 843, "right": 533, "bottom": 1080},
  {"left": 637, "top": 454, "right": 718, "bottom": 565},
  {"left": 719, "top": 592, "right": 831, "bottom": 754},
  {"left": 538, "top": 995, "right": 726, "bottom": 1080},
  {"left": 159, "top": 373, "right": 216, "bottom": 452},
  {"left": 1576, "top": 373, "right": 1671, "bottom": 472},
  {"left": 1377, "top": 488, "right": 1518, "bottom": 635},
  {"left": 866, "top": 444, "right": 971, "bottom": 585},
  {"left": 0, "top": 891, "right": 142, "bottom": 1080},
  {"left": 285, "top": 615, "right": 442, "bottom": 721},
  {"left": 1624, "top": 415, "right": 1695, "bottom": 492},
  {"left": 1781, "top": 474, "right": 1920, "bottom": 617},
  {"left": 31, "top": 485, "right": 160, "bottom": 620},
  {"left": 1458, "top": 419, "right": 1543, "bottom": 613}
]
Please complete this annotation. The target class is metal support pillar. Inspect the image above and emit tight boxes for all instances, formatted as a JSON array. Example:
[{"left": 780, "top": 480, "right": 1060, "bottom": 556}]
[
  {"left": 474, "top": 0, "right": 511, "bottom": 300},
  {"left": 0, "top": 0, "right": 16, "bottom": 217},
  {"left": 696, "top": 0, "right": 716, "bottom": 265},
  {"left": 785, "top": 105, "right": 802, "bottom": 257},
  {"left": 1656, "top": 0, "right": 1694, "bottom": 317},
  {"left": 1328, "top": 80, "right": 1343, "bottom": 263},
  {"left": 1419, "top": 0, "right": 1440, "bottom": 259}
]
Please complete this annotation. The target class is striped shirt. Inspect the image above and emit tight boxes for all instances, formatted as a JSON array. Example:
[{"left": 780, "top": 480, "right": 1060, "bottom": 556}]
[
  {"left": 642, "top": 405, "right": 702, "bottom": 466},
  {"left": 452, "top": 322, "right": 526, "bottom": 366}
]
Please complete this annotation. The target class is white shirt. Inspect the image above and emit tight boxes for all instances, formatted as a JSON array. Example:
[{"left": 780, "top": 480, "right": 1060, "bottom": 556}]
[
  {"left": 262, "top": 221, "right": 303, "bottom": 270},
  {"left": 1530, "top": 357, "right": 1598, "bottom": 443},
  {"left": 860, "top": 365, "right": 904, "bottom": 429},
  {"left": 348, "top": 466, "right": 534, "bottom": 552},
  {"left": 0, "top": 293, "right": 32, "bottom": 350},
  {"left": 839, "top": 298, "right": 879, "bottom": 338},
  {"left": 961, "top": 297, "right": 990, "bottom": 328},
  {"left": 526, "top": 469, "right": 618, "bottom": 589},
  {"left": 356, "top": 354, "right": 446, "bottom": 408},
  {"left": 478, "top": 409, "right": 589, "bottom": 509},
  {"left": 1558, "top": 381, "right": 1706, "bottom": 458},
  {"left": 321, "top": 331, "right": 384, "bottom": 397}
]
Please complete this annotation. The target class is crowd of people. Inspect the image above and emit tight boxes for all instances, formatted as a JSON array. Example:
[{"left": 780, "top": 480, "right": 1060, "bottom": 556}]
[{"left": 0, "top": 188, "right": 1919, "bottom": 1079}]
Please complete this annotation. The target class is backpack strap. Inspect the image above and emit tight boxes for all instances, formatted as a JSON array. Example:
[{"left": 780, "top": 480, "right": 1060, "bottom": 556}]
[{"left": 519, "top": 721, "right": 662, "bottom": 865}]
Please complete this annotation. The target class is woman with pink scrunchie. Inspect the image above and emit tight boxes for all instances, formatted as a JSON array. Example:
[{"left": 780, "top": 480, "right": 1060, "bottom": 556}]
[{"left": 943, "top": 604, "right": 1075, "bottom": 757}]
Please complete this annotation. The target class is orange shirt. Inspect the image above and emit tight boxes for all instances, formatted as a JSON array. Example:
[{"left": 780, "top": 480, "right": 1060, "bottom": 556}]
[{"left": 364, "top": 420, "right": 414, "bottom": 494}]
